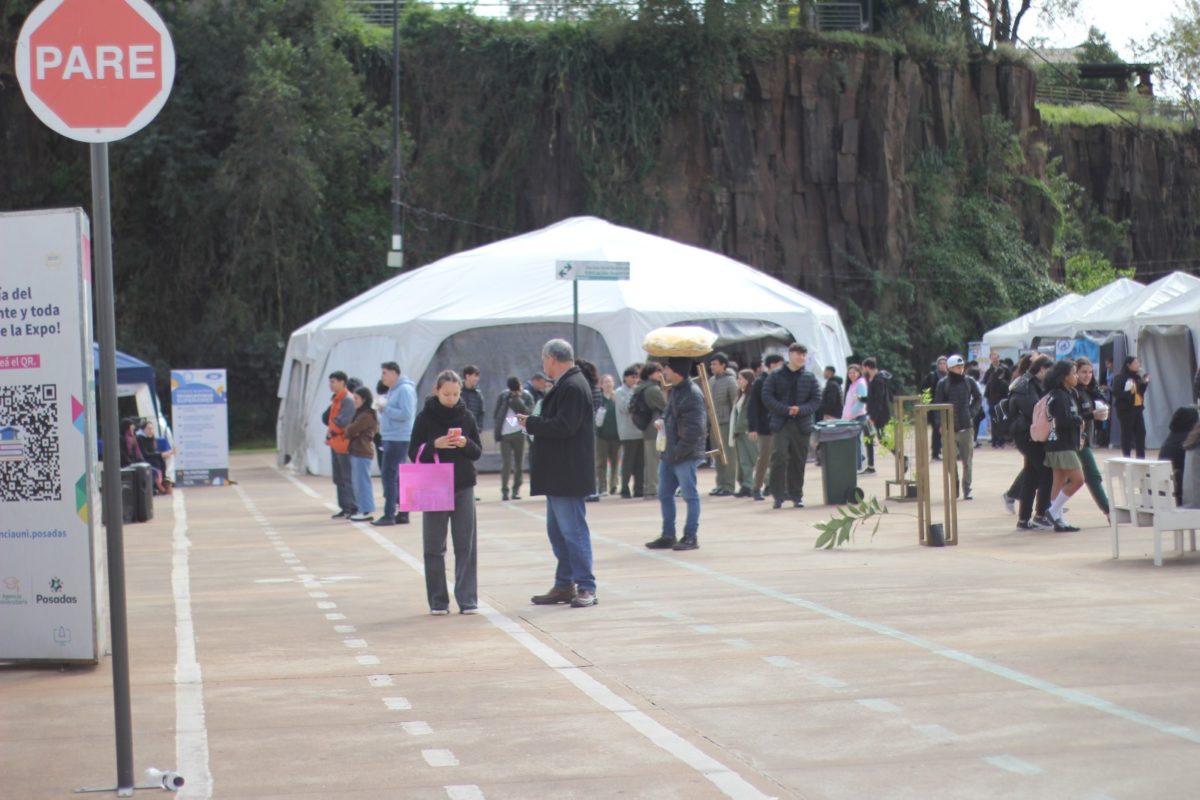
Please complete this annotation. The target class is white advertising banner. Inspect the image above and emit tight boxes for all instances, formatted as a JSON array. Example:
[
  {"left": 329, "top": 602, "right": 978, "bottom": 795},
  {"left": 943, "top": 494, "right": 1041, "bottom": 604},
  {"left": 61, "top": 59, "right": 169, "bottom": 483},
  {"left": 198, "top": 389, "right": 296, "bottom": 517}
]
[
  {"left": 171, "top": 369, "right": 229, "bottom": 486},
  {"left": 0, "top": 208, "right": 101, "bottom": 662}
]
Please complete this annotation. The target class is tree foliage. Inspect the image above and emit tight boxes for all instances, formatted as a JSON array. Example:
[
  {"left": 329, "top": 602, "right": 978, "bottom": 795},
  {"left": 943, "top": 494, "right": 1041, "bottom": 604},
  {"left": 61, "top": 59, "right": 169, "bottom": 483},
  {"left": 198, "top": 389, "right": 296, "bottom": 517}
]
[{"left": 1136, "top": 0, "right": 1200, "bottom": 128}]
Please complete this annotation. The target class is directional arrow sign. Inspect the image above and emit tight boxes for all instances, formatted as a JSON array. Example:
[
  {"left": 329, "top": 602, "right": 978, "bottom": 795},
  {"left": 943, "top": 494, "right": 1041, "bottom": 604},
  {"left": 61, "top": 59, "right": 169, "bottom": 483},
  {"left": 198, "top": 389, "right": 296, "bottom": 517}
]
[{"left": 555, "top": 260, "right": 630, "bottom": 281}]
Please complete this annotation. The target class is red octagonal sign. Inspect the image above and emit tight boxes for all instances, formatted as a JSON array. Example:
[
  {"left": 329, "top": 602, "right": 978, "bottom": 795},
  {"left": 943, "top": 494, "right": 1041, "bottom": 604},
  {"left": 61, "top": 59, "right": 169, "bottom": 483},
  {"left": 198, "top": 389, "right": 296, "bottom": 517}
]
[{"left": 15, "top": 0, "right": 175, "bottom": 143}]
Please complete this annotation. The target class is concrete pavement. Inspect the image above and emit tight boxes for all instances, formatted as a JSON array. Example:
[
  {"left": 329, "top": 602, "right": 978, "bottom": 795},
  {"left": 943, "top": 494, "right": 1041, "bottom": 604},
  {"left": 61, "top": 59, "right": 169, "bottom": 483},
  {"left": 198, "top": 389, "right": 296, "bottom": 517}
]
[{"left": 3, "top": 447, "right": 1199, "bottom": 799}]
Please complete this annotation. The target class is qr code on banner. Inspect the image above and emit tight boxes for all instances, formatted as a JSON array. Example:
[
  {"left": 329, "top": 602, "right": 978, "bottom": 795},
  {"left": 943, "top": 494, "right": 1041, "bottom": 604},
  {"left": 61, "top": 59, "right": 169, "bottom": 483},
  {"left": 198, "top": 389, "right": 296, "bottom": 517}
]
[{"left": 0, "top": 384, "right": 61, "bottom": 503}]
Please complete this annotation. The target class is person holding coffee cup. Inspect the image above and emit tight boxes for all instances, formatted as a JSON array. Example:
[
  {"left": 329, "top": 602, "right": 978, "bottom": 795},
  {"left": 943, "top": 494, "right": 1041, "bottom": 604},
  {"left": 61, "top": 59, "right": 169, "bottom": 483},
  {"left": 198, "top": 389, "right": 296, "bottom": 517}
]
[{"left": 1073, "top": 357, "right": 1111, "bottom": 522}]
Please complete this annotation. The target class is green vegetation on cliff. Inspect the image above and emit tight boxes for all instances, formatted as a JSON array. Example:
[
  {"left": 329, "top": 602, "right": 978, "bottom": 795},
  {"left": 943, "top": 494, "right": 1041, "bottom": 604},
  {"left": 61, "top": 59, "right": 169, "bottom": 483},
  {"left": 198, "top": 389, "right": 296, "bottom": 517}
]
[{"left": 0, "top": 0, "right": 1161, "bottom": 437}]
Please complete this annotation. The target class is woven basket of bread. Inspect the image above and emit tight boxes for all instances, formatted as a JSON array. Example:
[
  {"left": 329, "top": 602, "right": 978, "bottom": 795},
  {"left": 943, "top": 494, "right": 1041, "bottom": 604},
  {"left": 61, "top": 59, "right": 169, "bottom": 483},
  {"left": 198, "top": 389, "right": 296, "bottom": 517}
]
[{"left": 642, "top": 326, "right": 719, "bottom": 358}]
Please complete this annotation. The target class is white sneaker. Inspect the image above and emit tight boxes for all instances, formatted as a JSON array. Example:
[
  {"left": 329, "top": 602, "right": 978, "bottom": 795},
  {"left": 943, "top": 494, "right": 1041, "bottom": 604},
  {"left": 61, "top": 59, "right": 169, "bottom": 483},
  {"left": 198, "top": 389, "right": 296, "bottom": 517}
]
[
  {"left": 348, "top": 513, "right": 373, "bottom": 522},
  {"left": 459, "top": 607, "right": 479, "bottom": 615},
  {"left": 430, "top": 609, "right": 449, "bottom": 616},
  {"left": 1002, "top": 493, "right": 1015, "bottom": 514}
]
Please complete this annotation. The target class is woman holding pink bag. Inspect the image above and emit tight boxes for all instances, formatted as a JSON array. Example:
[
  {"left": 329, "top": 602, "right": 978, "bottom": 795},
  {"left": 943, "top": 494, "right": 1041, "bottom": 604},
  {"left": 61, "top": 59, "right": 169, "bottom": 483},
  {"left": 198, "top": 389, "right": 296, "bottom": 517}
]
[{"left": 408, "top": 370, "right": 482, "bottom": 615}]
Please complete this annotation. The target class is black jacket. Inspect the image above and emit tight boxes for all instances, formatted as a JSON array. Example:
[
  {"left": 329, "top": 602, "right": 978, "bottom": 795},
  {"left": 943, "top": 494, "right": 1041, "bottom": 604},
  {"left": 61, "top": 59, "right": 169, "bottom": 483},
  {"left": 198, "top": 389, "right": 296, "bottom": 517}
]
[
  {"left": 662, "top": 378, "right": 708, "bottom": 464},
  {"left": 526, "top": 366, "right": 596, "bottom": 497},
  {"left": 461, "top": 386, "right": 486, "bottom": 432},
  {"left": 408, "top": 396, "right": 482, "bottom": 491},
  {"left": 1073, "top": 381, "right": 1102, "bottom": 448},
  {"left": 866, "top": 372, "right": 891, "bottom": 428},
  {"left": 820, "top": 376, "right": 844, "bottom": 419},
  {"left": 1009, "top": 373, "right": 1044, "bottom": 442},
  {"left": 492, "top": 389, "right": 533, "bottom": 440},
  {"left": 1044, "top": 387, "right": 1082, "bottom": 453},
  {"left": 747, "top": 371, "right": 773, "bottom": 436},
  {"left": 1112, "top": 370, "right": 1147, "bottom": 415},
  {"left": 762, "top": 365, "right": 821, "bottom": 434},
  {"left": 933, "top": 373, "right": 981, "bottom": 433},
  {"left": 984, "top": 366, "right": 1011, "bottom": 406}
]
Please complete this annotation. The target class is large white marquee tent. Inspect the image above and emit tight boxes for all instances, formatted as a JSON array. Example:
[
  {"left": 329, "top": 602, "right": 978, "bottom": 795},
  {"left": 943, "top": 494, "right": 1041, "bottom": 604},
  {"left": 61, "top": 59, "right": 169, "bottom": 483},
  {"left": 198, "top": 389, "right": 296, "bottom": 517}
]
[
  {"left": 981, "top": 292, "right": 1081, "bottom": 350},
  {"left": 277, "top": 217, "right": 853, "bottom": 475}
]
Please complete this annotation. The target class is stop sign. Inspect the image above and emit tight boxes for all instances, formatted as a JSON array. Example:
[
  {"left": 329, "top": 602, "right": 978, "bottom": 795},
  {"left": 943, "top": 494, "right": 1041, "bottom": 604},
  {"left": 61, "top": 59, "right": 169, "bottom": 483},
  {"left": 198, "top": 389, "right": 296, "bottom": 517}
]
[{"left": 15, "top": 0, "right": 175, "bottom": 143}]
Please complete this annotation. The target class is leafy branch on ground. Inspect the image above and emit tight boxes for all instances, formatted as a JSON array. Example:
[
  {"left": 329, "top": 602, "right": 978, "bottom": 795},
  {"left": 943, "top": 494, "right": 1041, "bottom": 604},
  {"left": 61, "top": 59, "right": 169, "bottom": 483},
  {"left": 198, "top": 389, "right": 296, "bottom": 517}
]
[{"left": 813, "top": 495, "right": 888, "bottom": 549}]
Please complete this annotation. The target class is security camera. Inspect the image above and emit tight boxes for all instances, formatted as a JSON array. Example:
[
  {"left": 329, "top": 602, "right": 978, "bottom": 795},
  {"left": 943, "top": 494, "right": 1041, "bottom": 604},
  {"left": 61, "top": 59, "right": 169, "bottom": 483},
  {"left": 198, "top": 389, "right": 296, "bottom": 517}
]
[{"left": 145, "top": 768, "right": 185, "bottom": 791}]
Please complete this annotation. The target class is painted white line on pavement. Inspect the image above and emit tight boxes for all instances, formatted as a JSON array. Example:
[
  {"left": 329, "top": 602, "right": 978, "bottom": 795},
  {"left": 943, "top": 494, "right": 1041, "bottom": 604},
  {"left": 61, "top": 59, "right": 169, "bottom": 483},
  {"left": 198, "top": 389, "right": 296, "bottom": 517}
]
[
  {"left": 445, "top": 785, "right": 486, "bottom": 800},
  {"left": 403, "top": 721, "right": 435, "bottom": 736},
  {"left": 692, "top": 624, "right": 719, "bottom": 634},
  {"left": 764, "top": 656, "right": 799, "bottom": 669},
  {"left": 423, "top": 749, "right": 460, "bottom": 767},
  {"left": 317, "top": 601, "right": 337, "bottom": 610},
  {"left": 343, "top": 638, "right": 369, "bottom": 649},
  {"left": 356, "top": 655, "right": 381, "bottom": 666},
  {"left": 723, "top": 639, "right": 751, "bottom": 650},
  {"left": 309, "top": 591, "right": 329, "bottom": 599},
  {"left": 912, "top": 723, "right": 959, "bottom": 741},
  {"left": 368, "top": 674, "right": 394, "bottom": 687},
  {"left": 265, "top": 469, "right": 777, "bottom": 800},
  {"left": 569, "top": 521, "right": 1200, "bottom": 747},
  {"left": 383, "top": 697, "right": 412, "bottom": 710},
  {"left": 326, "top": 613, "right": 347, "bottom": 621},
  {"left": 857, "top": 698, "right": 900, "bottom": 713},
  {"left": 811, "top": 675, "right": 848, "bottom": 689},
  {"left": 172, "top": 491, "right": 213, "bottom": 799},
  {"left": 334, "top": 624, "right": 357, "bottom": 634},
  {"left": 657, "top": 609, "right": 690, "bottom": 622},
  {"left": 984, "top": 754, "right": 1044, "bottom": 776}
]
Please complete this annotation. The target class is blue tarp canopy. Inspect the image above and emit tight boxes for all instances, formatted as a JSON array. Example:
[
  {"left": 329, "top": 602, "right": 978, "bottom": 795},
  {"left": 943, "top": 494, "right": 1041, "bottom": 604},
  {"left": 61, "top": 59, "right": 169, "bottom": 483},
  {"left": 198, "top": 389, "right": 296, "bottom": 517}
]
[{"left": 92, "top": 343, "right": 157, "bottom": 389}]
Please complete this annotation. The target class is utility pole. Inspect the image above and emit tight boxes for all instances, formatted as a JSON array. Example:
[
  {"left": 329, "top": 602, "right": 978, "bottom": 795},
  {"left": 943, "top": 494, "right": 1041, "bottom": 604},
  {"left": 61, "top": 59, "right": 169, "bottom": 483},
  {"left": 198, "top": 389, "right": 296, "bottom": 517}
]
[{"left": 388, "top": 0, "right": 404, "bottom": 269}]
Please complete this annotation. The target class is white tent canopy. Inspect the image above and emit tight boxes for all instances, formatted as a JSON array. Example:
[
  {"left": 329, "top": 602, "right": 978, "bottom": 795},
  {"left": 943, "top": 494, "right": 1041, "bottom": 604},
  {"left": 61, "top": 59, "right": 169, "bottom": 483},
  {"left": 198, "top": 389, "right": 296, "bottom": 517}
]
[
  {"left": 1133, "top": 282, "right": 1200, "bottom": 448},
  {"left": 278, "top": 217, "right": 853, "bottom": 475},
  {"left": 1077, "top": 272, "right": 1200, "bottom": 352},
  {"left": 981, "top": 292, "right": 1081, "bottom": 349},
  {"left": 1025, "top": 278, "right": 1145, "bottom": 342}
]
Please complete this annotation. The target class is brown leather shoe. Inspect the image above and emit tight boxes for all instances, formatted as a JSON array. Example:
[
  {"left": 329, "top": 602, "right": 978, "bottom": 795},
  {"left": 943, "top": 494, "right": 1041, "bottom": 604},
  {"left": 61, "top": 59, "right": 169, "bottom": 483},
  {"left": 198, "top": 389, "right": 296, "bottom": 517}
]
[
  {"left": 530, "top": 584, "right": 576, "bottom": 605},
  {"left": 570, "top": 589, "right": 598, "bottom": 608}
]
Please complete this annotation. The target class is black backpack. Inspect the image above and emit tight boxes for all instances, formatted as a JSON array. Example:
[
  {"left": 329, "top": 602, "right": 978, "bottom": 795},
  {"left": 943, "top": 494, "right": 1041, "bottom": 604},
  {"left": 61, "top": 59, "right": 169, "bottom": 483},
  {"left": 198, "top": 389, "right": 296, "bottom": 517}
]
[
  {"left": 630, "top": 388, "right": 653, "bottom": 431},
  {"left": 990, "top": 396, "right": 1014, "bottom": 437}
]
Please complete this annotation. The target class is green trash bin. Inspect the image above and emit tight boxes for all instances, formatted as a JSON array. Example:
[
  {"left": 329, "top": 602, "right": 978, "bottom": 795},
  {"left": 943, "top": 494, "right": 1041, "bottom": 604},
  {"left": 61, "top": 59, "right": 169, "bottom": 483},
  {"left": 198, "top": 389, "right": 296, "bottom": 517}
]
[{"left": 814, "top": 420, "right": 863, "bottom": 505}]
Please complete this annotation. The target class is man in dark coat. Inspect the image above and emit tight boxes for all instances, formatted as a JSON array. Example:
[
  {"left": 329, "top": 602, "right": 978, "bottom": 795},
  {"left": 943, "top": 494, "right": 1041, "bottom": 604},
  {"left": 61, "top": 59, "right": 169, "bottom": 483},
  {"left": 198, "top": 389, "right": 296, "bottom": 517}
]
[
  {"left": 520, "top": 339, "right": 598, "bottom": 608},
  {"left": 762, "top": 343, "right": 822, "bottom": 508},
  {"left": 746, "top": 354, "right": 784, "bottom": 499},
  {"left": 645, "top": 357, "right": 708, "bottom": 552},
  {"left": 862, "top": 357, "right": 890, "bottom": 474},
  {"left": 933, "top": 354, "right": 982, "bottom": 500},
  {"left": 921, "top": 356, "right": 948, "bottom": 459}
]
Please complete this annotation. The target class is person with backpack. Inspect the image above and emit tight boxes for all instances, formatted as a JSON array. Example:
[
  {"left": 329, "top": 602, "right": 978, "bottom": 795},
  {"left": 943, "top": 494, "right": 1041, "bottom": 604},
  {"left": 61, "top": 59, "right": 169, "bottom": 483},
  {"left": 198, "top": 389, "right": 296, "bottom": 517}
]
[
  {"left": 1040, "top": 360, "right": 1085, "bottom": 532},
  {"left": 632, "top": 362, "right": 667, "bottom": 499},
  {"left": 1009, "top": 355, "right": 1055, "bottom": 530},
  {"left": 492, "top": 376, "right": 533, "bottom": 501},
  {"left": 985, "top": 359, "right": 1012, "bottom": 448},
  {"left": 933, "top": 355, "right": 981, "bottom": 500}
]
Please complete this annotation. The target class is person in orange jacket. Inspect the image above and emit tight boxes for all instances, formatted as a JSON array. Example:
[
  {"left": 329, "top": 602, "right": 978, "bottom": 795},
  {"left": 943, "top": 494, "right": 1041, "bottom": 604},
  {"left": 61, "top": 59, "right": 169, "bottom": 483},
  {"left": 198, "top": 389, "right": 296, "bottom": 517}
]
[{"left": 325, "top": 371, "right": 357, "bottom": 518}]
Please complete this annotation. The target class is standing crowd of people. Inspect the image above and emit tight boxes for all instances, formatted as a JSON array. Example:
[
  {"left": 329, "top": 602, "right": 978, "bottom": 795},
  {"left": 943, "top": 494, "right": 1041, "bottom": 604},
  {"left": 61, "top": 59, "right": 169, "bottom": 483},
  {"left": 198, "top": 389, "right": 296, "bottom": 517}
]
[{"left": 316, "top": 335, "right": 1200, "bottom": 616}]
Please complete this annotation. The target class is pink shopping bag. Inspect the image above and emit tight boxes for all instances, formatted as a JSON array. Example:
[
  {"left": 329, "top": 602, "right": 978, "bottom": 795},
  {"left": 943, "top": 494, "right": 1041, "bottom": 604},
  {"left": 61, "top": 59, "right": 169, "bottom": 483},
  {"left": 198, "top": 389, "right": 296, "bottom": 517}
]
[{"left": 398, "top": 444, "right": 456, "bottom": 512}]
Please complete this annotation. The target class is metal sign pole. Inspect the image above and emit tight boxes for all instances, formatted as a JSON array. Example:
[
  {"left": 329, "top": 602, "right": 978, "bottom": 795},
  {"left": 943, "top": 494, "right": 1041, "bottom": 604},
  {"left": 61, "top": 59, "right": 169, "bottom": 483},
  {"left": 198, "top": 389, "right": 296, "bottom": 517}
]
[
  {"left": 572, "top": 279, "right": 579, "bottom": 353},
  {"left": 89, "top": 142, "right": 135, "bottom": 796}
]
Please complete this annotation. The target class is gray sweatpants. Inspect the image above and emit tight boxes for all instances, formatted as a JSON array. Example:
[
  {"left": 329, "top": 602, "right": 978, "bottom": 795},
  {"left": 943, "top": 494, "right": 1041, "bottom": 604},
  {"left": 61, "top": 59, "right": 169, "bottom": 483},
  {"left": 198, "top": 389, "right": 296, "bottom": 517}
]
[
  {"left": 331, "top": 451, "right": 356, "bottom": 514},
  {"left": 422, "top": 486, "right": 477, "bottom": 612}
]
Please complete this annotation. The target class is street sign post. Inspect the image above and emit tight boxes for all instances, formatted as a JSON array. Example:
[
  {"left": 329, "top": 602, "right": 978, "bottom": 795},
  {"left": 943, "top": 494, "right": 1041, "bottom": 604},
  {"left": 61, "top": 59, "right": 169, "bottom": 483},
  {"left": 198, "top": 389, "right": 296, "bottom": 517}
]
[
  {"left": 16, "top": 0, "right": 176, "bottom": 795},
  {"left": 555, "top": 260, "right": 630, "bottom": 351}
]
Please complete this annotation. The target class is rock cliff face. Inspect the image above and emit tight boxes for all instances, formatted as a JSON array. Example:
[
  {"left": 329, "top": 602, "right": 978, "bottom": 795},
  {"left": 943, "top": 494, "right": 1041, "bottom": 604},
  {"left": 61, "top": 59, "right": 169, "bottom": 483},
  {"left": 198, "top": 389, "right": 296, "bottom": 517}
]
[
  {"left": 445, "top": 44, "right": 1199, "bottom": 312},
  {"left": 479, "top": 46, "right": 1043, "bottom": 310},
  {"left": 1042, "top": 123, "right": 1200, "bottom": 271}
]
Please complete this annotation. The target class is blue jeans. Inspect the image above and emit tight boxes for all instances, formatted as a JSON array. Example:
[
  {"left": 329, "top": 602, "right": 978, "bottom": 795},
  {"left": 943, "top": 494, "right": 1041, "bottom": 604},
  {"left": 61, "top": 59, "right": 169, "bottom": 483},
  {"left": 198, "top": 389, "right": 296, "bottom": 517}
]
[
  {"left": 545, "top": 496, "right": 595, "bottom": 592},
  {"left": 658, "top": 458, "right": 702, "bottom": 540},
  {"left": 351, "top": 455, "right": 375, "bottom": 514},
  {"left": 380, "top": 440, "right": 409, "bottom": 519}
]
